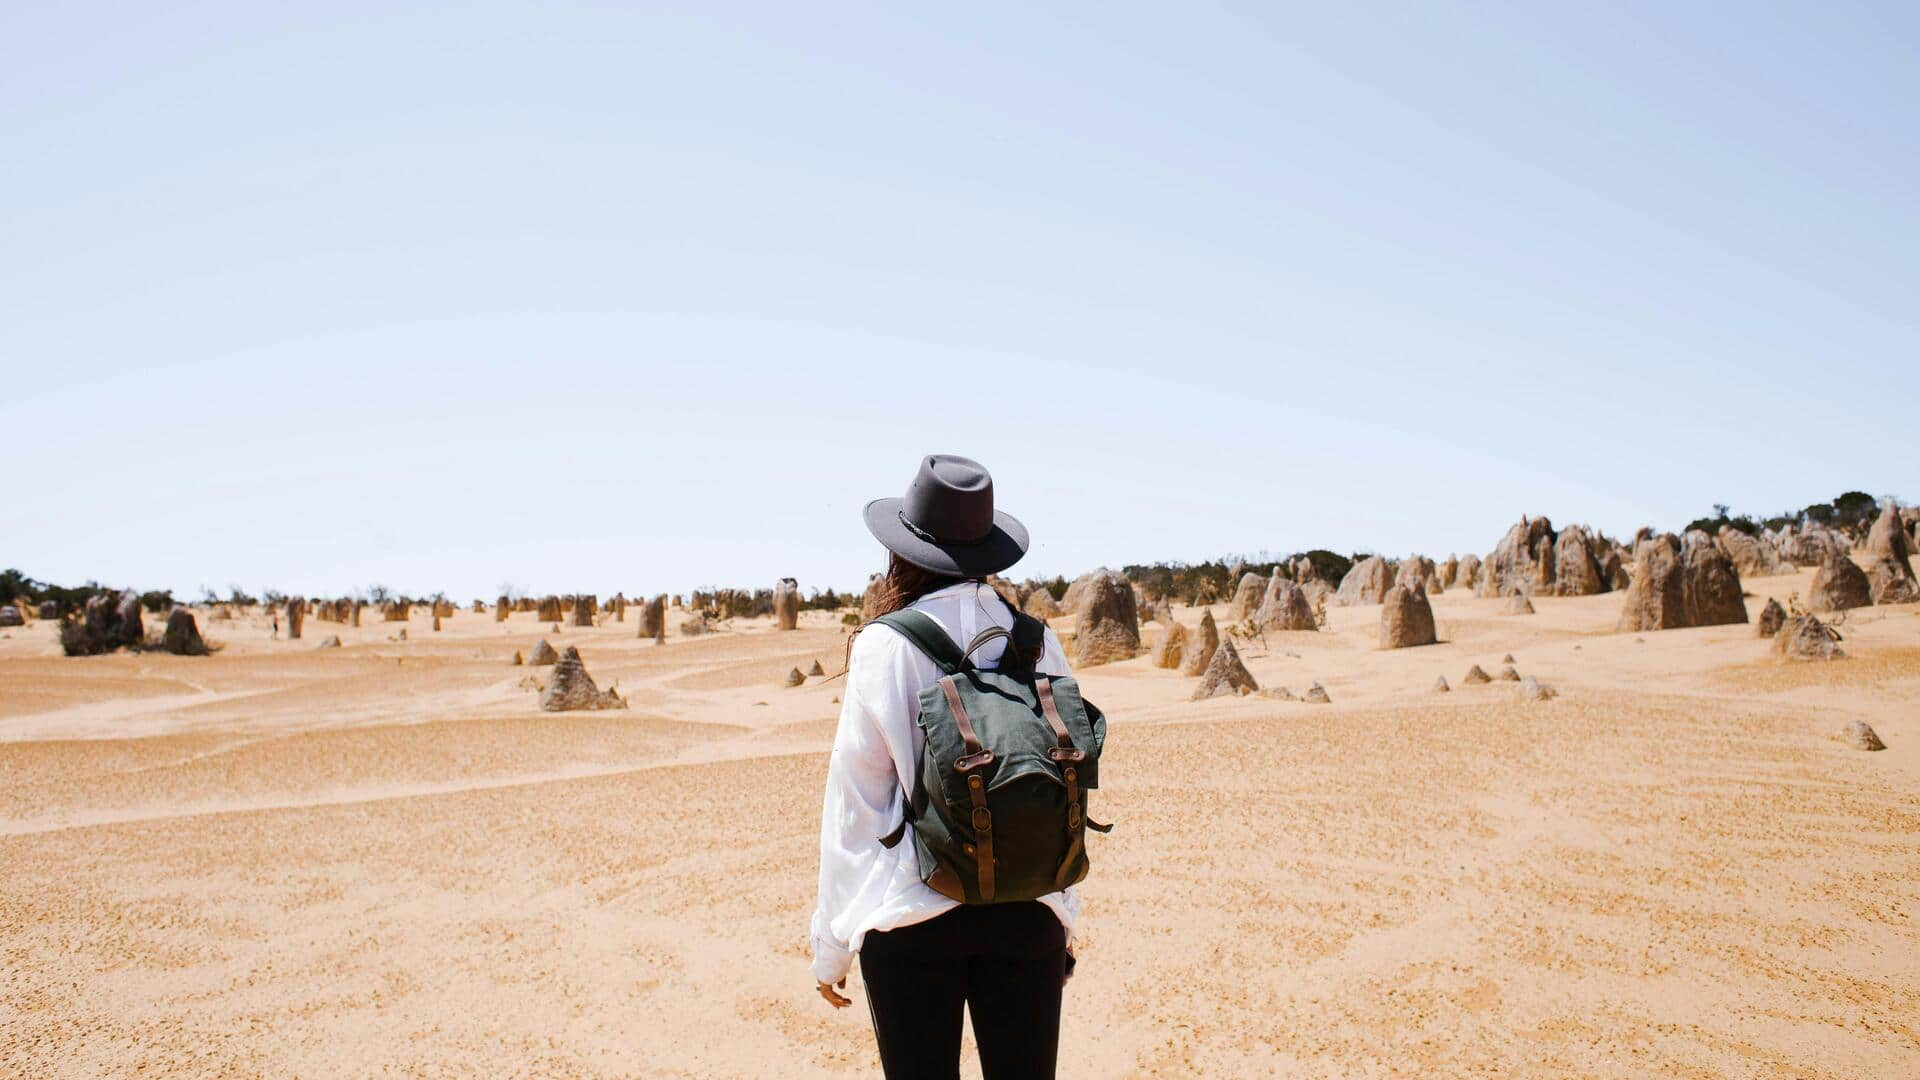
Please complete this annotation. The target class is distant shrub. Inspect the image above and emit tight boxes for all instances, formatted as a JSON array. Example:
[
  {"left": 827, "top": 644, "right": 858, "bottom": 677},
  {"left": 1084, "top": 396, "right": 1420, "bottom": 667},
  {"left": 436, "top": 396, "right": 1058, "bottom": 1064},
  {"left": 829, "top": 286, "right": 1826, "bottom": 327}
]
[
  {"left": 803, "top": 588, "right": 852, "bottom": 612},
  {"left": 1303, "top": 550, "right": 1354, "bottom": 585},
  {"left": 1831, "top": 491, "right": 1878, "bottom": 526}
]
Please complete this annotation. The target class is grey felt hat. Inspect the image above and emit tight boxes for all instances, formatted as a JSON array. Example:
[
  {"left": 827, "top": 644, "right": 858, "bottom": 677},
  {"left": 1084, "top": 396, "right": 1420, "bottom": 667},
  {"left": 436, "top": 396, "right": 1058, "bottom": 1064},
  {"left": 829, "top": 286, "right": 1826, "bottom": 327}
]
[{"left": 863, "top": 454, "right": 1030, "bottom": 577}]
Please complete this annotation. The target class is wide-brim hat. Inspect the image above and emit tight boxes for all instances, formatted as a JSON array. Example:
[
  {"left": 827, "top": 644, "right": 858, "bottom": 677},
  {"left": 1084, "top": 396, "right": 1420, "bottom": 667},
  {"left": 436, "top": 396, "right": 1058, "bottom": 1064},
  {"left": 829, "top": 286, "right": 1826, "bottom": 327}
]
[{"left": 864, "top": 454, "right": 1030, "bottom": 577}]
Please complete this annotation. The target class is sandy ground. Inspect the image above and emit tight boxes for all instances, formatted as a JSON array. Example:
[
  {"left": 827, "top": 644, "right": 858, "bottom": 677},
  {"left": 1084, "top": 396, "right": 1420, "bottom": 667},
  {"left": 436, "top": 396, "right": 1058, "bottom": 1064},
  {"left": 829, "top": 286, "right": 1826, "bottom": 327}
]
[{"left": 2, "top": 571, "right": 1917, "bottom": 1078}]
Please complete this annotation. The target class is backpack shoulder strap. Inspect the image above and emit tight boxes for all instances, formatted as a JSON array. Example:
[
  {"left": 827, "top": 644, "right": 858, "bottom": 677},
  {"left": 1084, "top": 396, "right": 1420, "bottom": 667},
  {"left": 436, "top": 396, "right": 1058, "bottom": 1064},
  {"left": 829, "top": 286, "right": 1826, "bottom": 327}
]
[{"left": 870, "top": 610, "right": 967, "bottom": 674}]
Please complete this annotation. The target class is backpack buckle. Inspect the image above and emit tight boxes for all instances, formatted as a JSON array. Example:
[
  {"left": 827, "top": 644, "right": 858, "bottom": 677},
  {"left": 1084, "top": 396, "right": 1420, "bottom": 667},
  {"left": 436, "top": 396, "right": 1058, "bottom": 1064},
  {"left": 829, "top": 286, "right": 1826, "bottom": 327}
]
[
  {"left": 954, "top": 749, "right": 994, "bottom": 772},
  {"left": 1046, "top": 747, "right": 1086, "bottom": 762},
  {"left": 971, "top": 806, "right": 993, "bottom": 832}
]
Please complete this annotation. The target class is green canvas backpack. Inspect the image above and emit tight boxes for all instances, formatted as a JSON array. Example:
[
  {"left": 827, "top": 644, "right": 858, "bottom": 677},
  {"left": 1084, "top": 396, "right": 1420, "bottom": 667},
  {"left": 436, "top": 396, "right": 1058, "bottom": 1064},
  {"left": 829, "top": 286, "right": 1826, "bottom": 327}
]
[{"left": 871, "top": 608, "right": 1110, "bottom": 905}]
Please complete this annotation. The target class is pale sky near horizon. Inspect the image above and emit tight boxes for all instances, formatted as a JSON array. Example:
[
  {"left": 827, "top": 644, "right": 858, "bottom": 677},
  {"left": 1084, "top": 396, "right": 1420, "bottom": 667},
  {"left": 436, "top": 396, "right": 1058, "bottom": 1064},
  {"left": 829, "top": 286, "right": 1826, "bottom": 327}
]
[{"left": 4, "top": 3, "right": 1916, "bottom": 600}]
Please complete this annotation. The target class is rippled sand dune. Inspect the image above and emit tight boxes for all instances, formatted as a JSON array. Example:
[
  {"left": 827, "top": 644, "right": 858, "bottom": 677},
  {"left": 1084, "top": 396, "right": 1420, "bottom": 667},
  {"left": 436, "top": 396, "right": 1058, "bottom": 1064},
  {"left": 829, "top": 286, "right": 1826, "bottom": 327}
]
[{"left": 3, "top": 571, "right": 1916, "bottom": 1077}]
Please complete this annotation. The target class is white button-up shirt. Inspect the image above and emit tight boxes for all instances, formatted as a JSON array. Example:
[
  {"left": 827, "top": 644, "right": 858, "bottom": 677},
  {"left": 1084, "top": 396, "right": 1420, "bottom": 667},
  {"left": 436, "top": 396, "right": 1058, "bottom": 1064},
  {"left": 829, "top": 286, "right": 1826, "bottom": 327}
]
[{"left": 809, "top": 580, "right": 1081, "bottom": 985}]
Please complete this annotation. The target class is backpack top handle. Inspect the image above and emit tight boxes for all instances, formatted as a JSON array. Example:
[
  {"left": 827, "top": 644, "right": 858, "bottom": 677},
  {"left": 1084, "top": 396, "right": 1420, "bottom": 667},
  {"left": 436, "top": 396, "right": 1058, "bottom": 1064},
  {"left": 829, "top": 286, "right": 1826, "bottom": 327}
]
[{"left": 871, "top": 609, "right": 1044, "bottom": 677}]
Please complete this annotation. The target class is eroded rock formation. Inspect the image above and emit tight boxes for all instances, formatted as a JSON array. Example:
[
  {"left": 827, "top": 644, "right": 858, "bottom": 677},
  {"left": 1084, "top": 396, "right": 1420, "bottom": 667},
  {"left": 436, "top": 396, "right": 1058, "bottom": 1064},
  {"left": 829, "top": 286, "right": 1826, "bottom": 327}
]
[
  {"left": 1334, "top": 556, "right": 1395, "bottom": 606},
  {"left": 1072, "top": 570, "right": 1140, "bottom": 667},
  {"left": 1379, "top": 583, "right": 1437, "bottom": 649},
  {"left": 773, "top": 578, "right": 800, "bottom": 631},
  {"left": 540, "top": 646, "right": 627, "bottom": 711}
]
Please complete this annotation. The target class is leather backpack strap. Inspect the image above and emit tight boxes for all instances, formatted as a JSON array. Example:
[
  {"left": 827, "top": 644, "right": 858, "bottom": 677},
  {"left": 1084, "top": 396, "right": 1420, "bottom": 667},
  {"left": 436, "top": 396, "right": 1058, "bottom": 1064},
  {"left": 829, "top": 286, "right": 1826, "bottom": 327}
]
[
  {"left": 1038, "top": 676, "right": 1089, "bottom": 892},
  {"left": 941, "top": 676, "right": 996, "bottom": 902}
]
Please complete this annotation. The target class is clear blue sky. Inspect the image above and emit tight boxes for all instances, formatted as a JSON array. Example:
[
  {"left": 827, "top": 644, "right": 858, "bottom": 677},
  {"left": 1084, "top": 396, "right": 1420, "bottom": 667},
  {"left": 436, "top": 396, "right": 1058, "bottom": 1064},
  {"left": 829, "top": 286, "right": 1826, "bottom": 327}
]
[{"left": 5, "top": 3, "right": 1915, "bottom": 600}]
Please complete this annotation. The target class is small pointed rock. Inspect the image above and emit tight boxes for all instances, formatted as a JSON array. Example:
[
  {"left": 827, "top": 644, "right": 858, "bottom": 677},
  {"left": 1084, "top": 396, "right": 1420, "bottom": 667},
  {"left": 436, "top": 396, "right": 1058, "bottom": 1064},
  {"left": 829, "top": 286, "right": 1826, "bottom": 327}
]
[
  {"left": 1191, "top": 638, "right": 1258, "bottom": 700},
  {"left": 1303, "top": 682, "right": 1331, "bottom": 704},
  {"left": 785, "top": 667, "right": 806, "bottom": 687},
  {"left": 1773, "top": 614, "right": 1844, "bottom": 661},
  {"left": 1519, "top": 676, "right": 1557, "bottom": 701},
  {"left": 1432, "top": 676, "right": 1450, "bottom": 693},
  {"left": 1839, "top": 720, "right": 1885, "bottom": 751},
  {"left": 1501, "top": 653, "right": 1515, "bottom": 663},
  {"left": 529, "top": 639, "right": 560, "bottom": 666},
  {"left": 512, "top": 650, "right": 524, "bottom": 665},
  {"left": 1755, "top": 598, "right": 1786, "bottom": 638},
  {"left": 540, "top": 646, "right": 627, "bottom": 712},
  {"left": 1498, "top": 665, "right": 1521, "bottom": 681},
  {"left": 808, "top": 660, "right": 825, "bottom": 677},
  {"left": 1463, "top": 665, "right": 1492, "bottom": 685}
]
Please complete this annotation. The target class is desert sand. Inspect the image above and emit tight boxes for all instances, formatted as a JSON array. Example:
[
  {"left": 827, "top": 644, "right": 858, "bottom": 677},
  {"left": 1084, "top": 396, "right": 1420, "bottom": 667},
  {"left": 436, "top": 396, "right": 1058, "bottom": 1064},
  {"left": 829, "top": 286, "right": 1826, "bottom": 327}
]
[{"left": 3, "top": 569, "right": 1917, "bottom": 1077}]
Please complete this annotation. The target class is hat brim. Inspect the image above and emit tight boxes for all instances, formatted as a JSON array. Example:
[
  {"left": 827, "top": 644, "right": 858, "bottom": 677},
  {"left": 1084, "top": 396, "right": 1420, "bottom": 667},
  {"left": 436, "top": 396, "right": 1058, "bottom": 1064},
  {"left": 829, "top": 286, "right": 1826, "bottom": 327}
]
[{"left": 863, "top": 498, "right": 1030, "bottom": 577}]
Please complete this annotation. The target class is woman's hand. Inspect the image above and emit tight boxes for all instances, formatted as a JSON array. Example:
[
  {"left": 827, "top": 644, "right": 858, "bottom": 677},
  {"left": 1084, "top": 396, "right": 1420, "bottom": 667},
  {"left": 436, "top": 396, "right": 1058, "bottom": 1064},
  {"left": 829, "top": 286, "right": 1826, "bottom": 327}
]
[{"left": 818, "top": 978, "right": 851, "bottom": 1008}]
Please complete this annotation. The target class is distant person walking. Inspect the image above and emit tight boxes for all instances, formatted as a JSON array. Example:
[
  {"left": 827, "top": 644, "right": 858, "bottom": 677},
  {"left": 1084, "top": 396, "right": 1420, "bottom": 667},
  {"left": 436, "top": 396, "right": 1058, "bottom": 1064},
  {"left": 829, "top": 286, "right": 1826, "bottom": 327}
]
[{"left": 812, "top": 455, "right": 1108, "bottom": 1080}]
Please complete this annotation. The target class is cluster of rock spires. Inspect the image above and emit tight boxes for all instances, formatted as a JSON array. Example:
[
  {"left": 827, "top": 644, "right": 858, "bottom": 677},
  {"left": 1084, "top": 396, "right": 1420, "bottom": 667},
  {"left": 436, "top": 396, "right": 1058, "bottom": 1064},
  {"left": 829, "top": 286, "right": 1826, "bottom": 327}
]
[
  {"left": 45, "top": 592, "right": 213, "bottom": 657},
  {"left": 59, "top": 591, "right": 145, "bottom": 656},
  {"left": 1775, "top": 502, "right": 1918, "bottom": 616},
  {"left": 1474, "top": 517, "right": 1626, "bottom": 600},
  {"left": 1772, "top": 522, "right": 1852, "bottom": 567},
  {"left": 1616, "top": 531, "right": 1747, "bottom": 631},
  {"left": 570, "top": 595, "right": 597, "bottom": 628}
]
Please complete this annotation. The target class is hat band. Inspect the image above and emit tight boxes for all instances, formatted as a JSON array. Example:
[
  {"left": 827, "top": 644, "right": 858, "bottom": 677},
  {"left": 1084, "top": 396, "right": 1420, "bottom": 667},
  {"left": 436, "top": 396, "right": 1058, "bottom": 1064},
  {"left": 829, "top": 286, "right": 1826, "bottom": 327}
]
[{"left": 899, "top": 511, "right": 990, "bottom": 548}]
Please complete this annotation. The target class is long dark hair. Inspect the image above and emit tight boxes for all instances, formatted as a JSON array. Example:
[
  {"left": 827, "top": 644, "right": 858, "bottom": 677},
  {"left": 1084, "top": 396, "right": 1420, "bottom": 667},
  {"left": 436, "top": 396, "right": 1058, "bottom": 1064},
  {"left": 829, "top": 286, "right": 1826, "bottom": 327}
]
[{"left": 863, "top": 553, "right": 966, "bottom": 619}]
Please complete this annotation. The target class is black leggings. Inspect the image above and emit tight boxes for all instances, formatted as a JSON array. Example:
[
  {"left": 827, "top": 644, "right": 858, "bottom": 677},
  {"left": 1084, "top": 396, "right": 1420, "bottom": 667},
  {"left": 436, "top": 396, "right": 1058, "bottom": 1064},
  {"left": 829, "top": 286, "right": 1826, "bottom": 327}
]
[{"left": 859, "top": 901, "right": 1067, "bottom": 1080}]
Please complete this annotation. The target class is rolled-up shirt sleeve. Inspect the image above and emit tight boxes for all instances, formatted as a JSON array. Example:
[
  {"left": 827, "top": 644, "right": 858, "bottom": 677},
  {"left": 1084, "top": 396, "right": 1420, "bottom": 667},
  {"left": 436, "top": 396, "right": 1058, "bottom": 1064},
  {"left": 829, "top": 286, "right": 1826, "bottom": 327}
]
[{"left": 809, "top": 628, "right": 922, "bottom": 984}]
